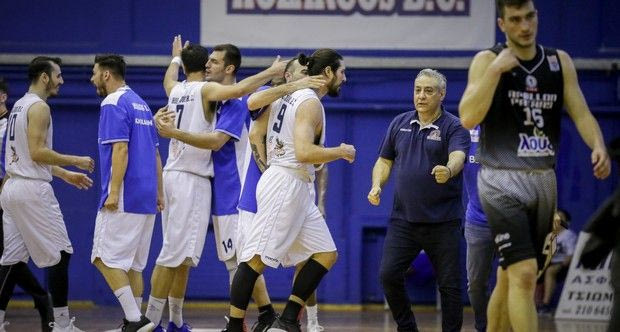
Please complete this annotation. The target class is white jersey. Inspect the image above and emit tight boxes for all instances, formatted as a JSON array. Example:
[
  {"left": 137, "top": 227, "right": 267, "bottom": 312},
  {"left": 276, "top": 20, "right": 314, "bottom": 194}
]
[
  {"left": 266, "top": 88, "right": 325, "bottom": 181},
  {"left": 4, "top": 93, "right": 52, "bottom": 182},
  {"left": 163, "top": 81, "right": 215, "bottom": 177}
]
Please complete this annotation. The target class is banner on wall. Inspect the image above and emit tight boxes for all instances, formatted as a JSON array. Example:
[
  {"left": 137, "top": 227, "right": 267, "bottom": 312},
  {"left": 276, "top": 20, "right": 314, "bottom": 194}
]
[
  {"left": 554, "top": 232, "right": 613, "bottom": 321},
  {"left": 200, "top": 0, "right": 495, "bottom": 50}
]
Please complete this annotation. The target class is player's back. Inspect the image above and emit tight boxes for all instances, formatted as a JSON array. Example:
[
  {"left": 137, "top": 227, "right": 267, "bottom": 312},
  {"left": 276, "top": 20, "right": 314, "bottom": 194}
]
[
  {"left": 266, "top": 88, "right": 324, "bottom": 181},
  {"left": 3, "top": 93, "right": 52, "bottom": 181},
  {"left": 164, "top": 81, "right": 214, "bottom": 178}
]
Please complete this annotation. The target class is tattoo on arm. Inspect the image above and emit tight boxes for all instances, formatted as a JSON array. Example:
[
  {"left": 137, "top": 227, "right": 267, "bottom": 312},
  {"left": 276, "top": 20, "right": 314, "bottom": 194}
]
[{"left": 251, "top": 142, "right": 267, "bottom": 172}]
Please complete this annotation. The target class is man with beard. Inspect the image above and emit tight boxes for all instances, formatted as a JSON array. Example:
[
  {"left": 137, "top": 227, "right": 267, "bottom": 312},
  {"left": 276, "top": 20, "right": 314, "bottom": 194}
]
[
  {"left": 459, "top": 0, "right": 610, "bottom": 330},
  {"left": 0, "top": 57, "right": 94, "bottom": 332},
  {"left": 369, "top": 69, "right": 469, "bottom": 332},
  {"left": 90, "top": 54, "right": 162, "bottom": 332},
  {"left": 145, "top": 36, "right": 285, "bottom": 332},
  {"left": 226, "top": 49, "right": 355, "bottom": 332},
  {"left": 0, "top": 77, "right": 54, "bottom": 332}
]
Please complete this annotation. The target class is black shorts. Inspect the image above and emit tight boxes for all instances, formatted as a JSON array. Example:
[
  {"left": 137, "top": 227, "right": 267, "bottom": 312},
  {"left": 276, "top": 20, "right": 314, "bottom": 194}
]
[{"left": 478, "top": 167, "right": 557, "bottom": 270}]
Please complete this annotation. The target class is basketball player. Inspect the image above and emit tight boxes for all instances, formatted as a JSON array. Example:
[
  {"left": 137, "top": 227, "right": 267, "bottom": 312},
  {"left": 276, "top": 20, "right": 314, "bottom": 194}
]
[
  {"left": 90, "top": 54, "right": 162, "bottom": 332},
  {"left": 0, "top": 77, "right": 54, "bottom": 332},
  {"left": 226, "top": 49, "right": 354, "bottom": 332},
  {"left": 459, "top": 1, "right": 611, "bottom": 330},
  {"left": 0, "top": 57, "right": 94, "bottom": 332},
  {"left": 145, "top": 36, "right": 285, "bottom": 332},
  {"left": 243, "top": 57, "right": 327, "bottom": 332}
]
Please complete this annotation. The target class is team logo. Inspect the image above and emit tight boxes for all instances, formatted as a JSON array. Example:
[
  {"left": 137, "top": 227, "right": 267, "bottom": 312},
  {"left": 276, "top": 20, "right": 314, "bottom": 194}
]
[
  {"left": 537, "top": 232, "right": 558, "bottom": 278},
  {"left": 547, "top": 55, "right": 560, "bottom": 72},
  {"left": 525, "top": 74, "right": 538, "bottom": 92},
  {"left": 517, "top": 132, "right": 555, "bottom": 157},
  {"left": 170, "top": 140, "right": 185, "bottom": 159},
  {"left": 9, "top": 146, "right": 18, "bottom": 165},
  {"left": 273, "top": 137, "right": 285, "bottom": 157},
  {"left": 427, "top": 129, "right": 441, "bottom": 141}
]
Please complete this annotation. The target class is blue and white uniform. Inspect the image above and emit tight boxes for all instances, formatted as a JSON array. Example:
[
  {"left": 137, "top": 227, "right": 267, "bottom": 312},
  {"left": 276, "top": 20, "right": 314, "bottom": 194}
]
[
  {"left": 0, "top": 93, "right": 73, "bottom": 267},
  {"left": 239, "top": 88, "right": 336, "bottom": 268},
  {"left": 211, "top": 98, "right": 249, "bottom": 263},
  {"left": 156, "top": 81, "right": 215, "bottom": 267},
  {"left": 91, "top": 86, "right": 159, "bottom": 272}
]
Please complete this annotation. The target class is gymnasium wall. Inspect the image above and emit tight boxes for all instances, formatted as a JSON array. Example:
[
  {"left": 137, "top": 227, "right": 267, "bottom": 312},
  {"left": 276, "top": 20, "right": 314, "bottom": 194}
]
[{"left": 0, "top": 0, "right": 618, "bottom": 304}]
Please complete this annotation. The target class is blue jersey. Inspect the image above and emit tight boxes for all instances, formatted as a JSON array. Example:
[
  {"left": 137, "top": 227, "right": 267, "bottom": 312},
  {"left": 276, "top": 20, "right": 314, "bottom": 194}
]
[
  {"left": 464, "top": 126, "right": 487, "bottom": 226},
  {"left": 238, "top": 87, "right": 269, "bottom": 213},
  {"left": 212, "top": 98, "right": 250, "bottom": 216},
  {"left": 98, "top": 86, "right": 159, "bottom": 214}
]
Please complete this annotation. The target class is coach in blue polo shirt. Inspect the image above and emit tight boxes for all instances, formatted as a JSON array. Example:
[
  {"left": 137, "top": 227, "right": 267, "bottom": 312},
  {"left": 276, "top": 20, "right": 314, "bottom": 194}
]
[{"left": 368, "top": 69, "right": 469, "bottom": 332}]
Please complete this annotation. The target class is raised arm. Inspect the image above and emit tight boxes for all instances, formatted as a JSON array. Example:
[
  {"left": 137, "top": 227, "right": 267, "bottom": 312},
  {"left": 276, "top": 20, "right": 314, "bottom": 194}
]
[
  {"left": 247, "top": 75, "right": 326, "bottom": 111},
  {"left": 294, "top": 99, "right": 355, "bottom": 164},
  {"left": 163, "top": 35, "right": 187, "bottom": 97},
  {"left": 27, "top": 102, "right": 94, "bottom": 171},
  {"left": 248, "top": 108, "right": 270, "bottom": 172},
  {"left": 459, "top": 49, "right": 518, "bottom": 129},
  {"left": 559, "top": 50, "right": 610, "bottom": 179},
  {"left": 367, "top": 157, "right": 393, "bottom": 206},
  {"left": 201, "top": 57, "right": 286, "bottom": 102}
]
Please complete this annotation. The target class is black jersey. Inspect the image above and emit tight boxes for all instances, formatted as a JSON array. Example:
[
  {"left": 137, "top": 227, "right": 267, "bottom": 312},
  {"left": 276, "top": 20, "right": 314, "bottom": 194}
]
[{"left": 479, "top": 44, "right": 564, "bottom": 170}]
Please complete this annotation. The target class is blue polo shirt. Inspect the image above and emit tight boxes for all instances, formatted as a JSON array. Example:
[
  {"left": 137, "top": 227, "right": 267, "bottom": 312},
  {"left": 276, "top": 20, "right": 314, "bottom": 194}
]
[
  {"left": 464, "top": 126, "right": 488, "bottom": 226},
  {"left": 379, "top": 109, "right": 470, "bottom": 223}
]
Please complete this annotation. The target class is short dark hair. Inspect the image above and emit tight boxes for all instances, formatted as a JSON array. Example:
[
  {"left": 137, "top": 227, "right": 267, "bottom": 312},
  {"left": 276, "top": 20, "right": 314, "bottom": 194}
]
[
  {"left": 496, "top": 0, "right": 532, "bottom": 18},
  {"left": 28, "top": 56, "right": 62, "bottom": 84},
  {"left": 284, "top": 53, "right": 303, "bottom": 75},
  {"left": 94, "top": 54, "right": 126, "bottom": 80},
  {"left": 301, "top": 49, "right": 343, "bottom": 76},
  {"left": 181, "top": 44, "right": 209, "bottom": 74},
  {"left": 213, "top": 44, "right": 241, "bottom": 74},
  {"left": 0, "top": 77, "right": 7, "bottom": 94}
]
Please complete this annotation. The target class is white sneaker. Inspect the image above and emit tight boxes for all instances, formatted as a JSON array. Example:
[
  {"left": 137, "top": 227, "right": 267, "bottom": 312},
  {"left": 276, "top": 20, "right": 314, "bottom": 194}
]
[
  {"left": 50, "top": 317, "right": 85, "bottom": 332},
  {"left": 0, "top": 321, "right": 9, "bottom": 332},
  {"left": 307, "top": 321, "right": 325, "bottom": 332}
]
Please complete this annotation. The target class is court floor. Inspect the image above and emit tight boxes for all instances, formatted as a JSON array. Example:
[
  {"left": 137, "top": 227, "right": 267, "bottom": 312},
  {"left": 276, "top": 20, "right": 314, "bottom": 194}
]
[{"left": 3, "top": 302, "right": 610, "bottom": 331}]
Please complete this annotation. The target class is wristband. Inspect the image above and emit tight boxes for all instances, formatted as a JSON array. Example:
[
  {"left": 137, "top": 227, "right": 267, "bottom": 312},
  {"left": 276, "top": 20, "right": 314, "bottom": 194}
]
[{"left": 171, "top": 56, "right": 182, "bottom": 66}]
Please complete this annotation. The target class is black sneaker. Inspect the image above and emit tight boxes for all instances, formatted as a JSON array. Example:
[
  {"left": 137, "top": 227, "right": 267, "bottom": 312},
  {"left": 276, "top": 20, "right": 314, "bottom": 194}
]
[
  {"left": 221, "top": 316, "right": 248, "bottom": 332},
  {"left": 122, "top": 316, "right": 155, "bottom": 332},
  {"left": 267, "top": 317, "right": 301, "bottom": 332},
  {"left": 251, "top": 313, "right": 278, "bottom": 332}
]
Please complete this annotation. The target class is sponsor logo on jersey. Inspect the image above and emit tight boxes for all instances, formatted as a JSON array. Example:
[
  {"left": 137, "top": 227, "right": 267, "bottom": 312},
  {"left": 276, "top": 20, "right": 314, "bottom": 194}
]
[
  {"left": 135, "top": 118, "right": 153, "bottom": 126},
  {"left": 525, "top": 74, "right": 538, "bottom": 92},
  {"left": 9, "top": 146, "right": 18, "bottom": 165},
  {"left": 547, "top": 55, "right": 560, "bottom": 72},
  {"left": 427, "top": 129, "right": 441, "bottom": 141},
  {"left": 132, "top": 102, "right": 150, "bottom": 112},
  {"left": 399, "top": 128, "right": 412, "bottom": 132},
  {"left": 517, "top": 133, "right": 555, "bottom": 157},
  {"left": 274, "top": 137, "right": 285, "bottom": 157},
  {"left": 469, "top": 128, "right": 479, "bottom": 142}
]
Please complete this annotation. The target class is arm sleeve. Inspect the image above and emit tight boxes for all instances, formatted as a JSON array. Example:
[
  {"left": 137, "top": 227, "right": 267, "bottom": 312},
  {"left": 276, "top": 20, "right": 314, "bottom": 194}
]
[
  {"left": 379, "top": 117, "right": 398, "bottom": 160},
  {"left": 215, "top": 100, "right": 246, "bottom": 141},
  {"left": 99, "top": 104, "right": 131, "bottom": 144}
]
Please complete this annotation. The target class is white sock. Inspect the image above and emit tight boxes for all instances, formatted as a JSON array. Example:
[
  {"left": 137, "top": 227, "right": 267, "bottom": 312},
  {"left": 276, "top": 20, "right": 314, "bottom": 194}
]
[
  {"left": 145, "top": 296, "right": 166, "bottom": 325},
  {"left": 114, "top": 286, "right": 141, "bottom": 322},
  {"left": 0, "top": 310, "right": 5, "bottom": 323},
  {"left": 169, "top": 296, "right": 184, "bottom": 327},
  {"left": 53, "top": 306, "right": 70, "bottom": 328},
  {"left": 135, "top": 296, "right": 143, "bottom": 311},
  {"left": 306, "top": 305, "right": 318, "bottom": 325}
]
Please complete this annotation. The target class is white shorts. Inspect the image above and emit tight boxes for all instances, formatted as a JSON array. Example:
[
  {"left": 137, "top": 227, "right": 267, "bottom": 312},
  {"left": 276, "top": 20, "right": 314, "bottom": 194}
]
[
  {"left": 0, "top": 178, "right": 73, "bottom": 268},
  {"left": 236, "top": 209, "right": 255, "bottom": 264},
  {"left": 213, "top": 214, "right": 239, "bottom": 262},
  {"left": 239, "top": 166, "right": 336, "bottom": 268},
  {"left": 156, "top": 171, "right": 211, "bottom": 267},
  {"left": 91, "top": 208, "right": 155, "bottom": 272}
]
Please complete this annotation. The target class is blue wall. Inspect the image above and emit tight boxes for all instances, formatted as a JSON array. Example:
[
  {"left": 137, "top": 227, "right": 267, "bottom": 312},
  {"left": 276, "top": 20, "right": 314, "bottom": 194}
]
[{"left": 0, "top": 0, "right": 619, "bottom": 305}]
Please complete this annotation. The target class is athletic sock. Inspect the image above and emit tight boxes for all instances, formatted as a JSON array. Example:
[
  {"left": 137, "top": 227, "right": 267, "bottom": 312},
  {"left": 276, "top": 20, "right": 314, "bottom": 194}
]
[
  {"left": 145, "top": 295, "right": 166, "bottom": 325},
  {"left": 258, "top": 303, "right": 276, "bottom": 323},
  {"left": 114, "top": 286, "right": 141, "bottom": 322},
  {"left": 169, "top": 296, "right": 184, "bottom": 326},
  {"left": 53, "top": 306, "right": 70, "bottom": 328},
  {"left": 306, "top": 304, "right": 318, "bottom": 325},
  {"left": 135, "top": 296, "right": 143, "bottom": 311}
]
